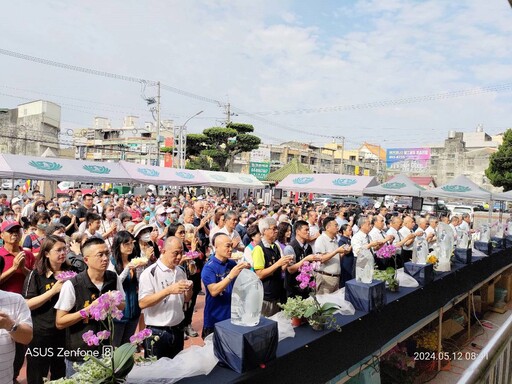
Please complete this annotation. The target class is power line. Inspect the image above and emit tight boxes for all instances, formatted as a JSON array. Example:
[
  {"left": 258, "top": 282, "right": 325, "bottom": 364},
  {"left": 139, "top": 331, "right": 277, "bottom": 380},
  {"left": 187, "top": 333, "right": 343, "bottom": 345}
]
[{"left": 250, "top": 83, "right": 512, "bottom": 116}]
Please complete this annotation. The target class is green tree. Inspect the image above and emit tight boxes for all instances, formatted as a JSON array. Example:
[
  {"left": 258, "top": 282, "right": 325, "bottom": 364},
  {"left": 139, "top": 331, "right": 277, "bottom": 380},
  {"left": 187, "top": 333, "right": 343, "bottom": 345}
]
[
  {"left": 186, "top": 122, "right": 261, "bottom": 171},
  {"left": 486, "top": 129, "right": 512, "bottom": 191}
]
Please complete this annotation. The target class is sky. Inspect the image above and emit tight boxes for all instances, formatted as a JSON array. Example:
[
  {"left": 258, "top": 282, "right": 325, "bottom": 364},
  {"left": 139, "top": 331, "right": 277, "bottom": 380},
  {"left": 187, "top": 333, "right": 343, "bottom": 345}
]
[{"left": 0, "top": 0, "right": 511, "bottom": 150}]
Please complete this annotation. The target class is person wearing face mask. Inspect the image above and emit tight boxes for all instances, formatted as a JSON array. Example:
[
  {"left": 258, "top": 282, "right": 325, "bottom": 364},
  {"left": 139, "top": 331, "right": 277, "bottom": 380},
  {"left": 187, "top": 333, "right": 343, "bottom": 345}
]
[
  {"left": 99, "top": 205, "right": 120, "bottom": 248},
  {"left": 144, "top": 197, "right": 157, "bottom": 219},
  {"left": 23, "top": 212, "right": 50, "bottom": 257},
  {"left": 2, "top": 208, "right": 15, "bottom": 223},
  {"left": 133, "top": 223, "right": 160, "bottom": 266},
  {"left": 154, "top": 206, "right": 170, "bottom": 240},
  {"left": 48, "top": 209, "right": 62, "bottom": 226},
  {"left": 235, "top": 210, "right": 249, "bottom": 239}
]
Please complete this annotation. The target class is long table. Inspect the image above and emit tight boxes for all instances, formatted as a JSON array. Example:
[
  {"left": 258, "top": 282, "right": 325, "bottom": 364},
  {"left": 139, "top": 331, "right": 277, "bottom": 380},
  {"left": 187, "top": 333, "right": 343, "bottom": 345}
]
[{"left": 178, "top": 249, "right": 512, "bottom": 384}]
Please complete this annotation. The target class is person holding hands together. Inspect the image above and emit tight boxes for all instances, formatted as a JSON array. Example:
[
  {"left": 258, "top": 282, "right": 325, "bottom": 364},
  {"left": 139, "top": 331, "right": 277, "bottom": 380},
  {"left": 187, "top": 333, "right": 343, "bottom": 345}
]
[
  {"left": 138, "top": 236, "right": 193, "bottom": 359},
  {"left": 201, "top": 233, "right": 250, "bottom": 338}
]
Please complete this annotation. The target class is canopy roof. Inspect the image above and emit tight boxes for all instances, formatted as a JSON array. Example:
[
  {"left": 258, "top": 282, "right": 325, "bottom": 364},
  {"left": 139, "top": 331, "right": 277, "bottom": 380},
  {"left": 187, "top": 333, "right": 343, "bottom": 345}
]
[
  {"left": 0, "top": 154, "right": 264, "bottom": 189},
  {"left": 0, "top": 154, "right": 133, "bottom": 183},
  {"left": 197, "top": 170, "right": 264, "bottom": 189},
  {"left": 491, "top": 190, "right": 512, "bottom": 202},
  {"left": 119, "top": 161, "right": 206, "bottom": 186},
  {"left": 278, "top": 173, "right": 378, "bottom": 196},
  {"left": 266, "top": 158, "right": 312, "bottom": 182},
  {"left": 420, "top": 175, "right": 492, "bottom": 201},
  {"left": 363, "top": 174, "right": 425, "bottom": 197}
]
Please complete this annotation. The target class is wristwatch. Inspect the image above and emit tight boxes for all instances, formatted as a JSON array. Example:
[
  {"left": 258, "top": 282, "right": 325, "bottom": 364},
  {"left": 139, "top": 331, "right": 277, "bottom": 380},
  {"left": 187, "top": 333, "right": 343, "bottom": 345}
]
[{"left": 8, "top": 322, "right": 18, "bottom": 333}]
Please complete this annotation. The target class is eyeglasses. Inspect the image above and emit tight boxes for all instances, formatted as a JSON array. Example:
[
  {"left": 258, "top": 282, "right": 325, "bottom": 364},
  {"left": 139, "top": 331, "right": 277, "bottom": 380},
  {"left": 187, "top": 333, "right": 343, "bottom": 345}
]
[
  {"left": 90, "top": 252, "right": 110, "bottom": 259},
  {"left": 176, "top": 230, "right": 185, "bottom": 234},
  {"left": 52, "top": 247, "right": 67, "bottom": 253}
]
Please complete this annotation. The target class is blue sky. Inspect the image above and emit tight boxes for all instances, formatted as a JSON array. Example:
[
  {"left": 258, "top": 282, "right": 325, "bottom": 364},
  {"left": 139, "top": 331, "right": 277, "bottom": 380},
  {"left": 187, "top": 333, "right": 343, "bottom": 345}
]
[{"left": 0, "top": 0, "right": 511, "bottom": 150}]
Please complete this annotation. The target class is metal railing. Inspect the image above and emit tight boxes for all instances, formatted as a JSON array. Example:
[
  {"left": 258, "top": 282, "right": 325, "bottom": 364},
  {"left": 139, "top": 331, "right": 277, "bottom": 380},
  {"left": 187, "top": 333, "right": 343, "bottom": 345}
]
[{"left": 458, "top": 313, "right": 512, "bottom": 383}]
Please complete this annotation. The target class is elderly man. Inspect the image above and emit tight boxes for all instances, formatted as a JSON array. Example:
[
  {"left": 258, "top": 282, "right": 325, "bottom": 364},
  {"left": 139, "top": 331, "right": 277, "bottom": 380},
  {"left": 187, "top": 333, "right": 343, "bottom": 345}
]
[
  {"left": 55, "top": 238, "right": 125, "bottom": 376},
  {"left": 399, "top": 216, "right": 418, "bottom": 263},
  {"left": 352, "top": 216, "right": 386, "bottom": 272},
  {"left": 201, "top": 233, "right": 250, "bottom": 338},
  {"left": 138, "top": 236, "right": 192, "bottom": 359},
  {"left": 458, "top": 213, "right": 472, "bottom": 233},
  {"left": 306, "top": 209, "right": 321, "bottom": 250},
  {"left": 369, "top": 215, "right": 394, "bottom": 269},
  {"left": 253, "top": 218, "right": 293, "bottom": 316},
  {"left": 0, "top": 256, "right": 33, "bottom": 384},
  {"left": 386, "top": 216, "right": 416, "bottom": 268},
  {"left": 219, "top": 211, "right": 244, "bottom": 251},
  {"left": 313, "top": 217, "right": 351, "bottom": 294}
]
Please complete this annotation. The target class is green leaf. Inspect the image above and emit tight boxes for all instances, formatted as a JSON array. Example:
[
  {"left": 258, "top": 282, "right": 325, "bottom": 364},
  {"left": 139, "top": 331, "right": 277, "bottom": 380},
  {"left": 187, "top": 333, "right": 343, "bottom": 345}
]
[{"left": 113, "top": 343, "right": 137, "bottom": 374}]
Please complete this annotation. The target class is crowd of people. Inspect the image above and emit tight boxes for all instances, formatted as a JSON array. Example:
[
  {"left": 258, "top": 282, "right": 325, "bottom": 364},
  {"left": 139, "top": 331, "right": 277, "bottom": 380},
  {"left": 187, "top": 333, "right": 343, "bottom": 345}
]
[{"left": 0, "top": 189, "right": 475, "bottom": 383}]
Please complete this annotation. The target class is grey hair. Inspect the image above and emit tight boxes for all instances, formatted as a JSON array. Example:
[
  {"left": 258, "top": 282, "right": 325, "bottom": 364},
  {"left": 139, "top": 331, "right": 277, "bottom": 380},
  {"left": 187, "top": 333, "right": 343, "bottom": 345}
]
[
  {"left": 224, "top": 210, "right": 238, "bottom": 221},
  {"left": 461, "top": 213, "right": 470, "bottom": 220},
  {"left": 357, "top": 216, "right": 370, "bottom": 228},
  {"left": 258, "top": 217, "right": 277, "bottom": 233}
]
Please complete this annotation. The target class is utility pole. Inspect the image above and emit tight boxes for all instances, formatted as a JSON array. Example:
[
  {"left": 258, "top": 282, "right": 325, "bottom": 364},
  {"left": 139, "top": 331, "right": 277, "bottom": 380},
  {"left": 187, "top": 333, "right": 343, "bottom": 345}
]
[
  {"left": 226, "top": 103, "right": 231, "bottom": 125},
  {"left": 155, "top": 81, "right": 161, "bottom": 166},
  {"left": 340, "top": 136, "right": 345, "bottom": 174}
]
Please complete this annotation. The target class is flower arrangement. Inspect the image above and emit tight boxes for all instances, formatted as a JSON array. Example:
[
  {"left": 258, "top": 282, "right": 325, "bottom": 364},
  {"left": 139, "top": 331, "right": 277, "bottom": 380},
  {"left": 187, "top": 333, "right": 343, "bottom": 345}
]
[
  {"left": 296, "top": 261, "right": 320, "bottom": 290},
  {"left": 278, "top": 296, "right": 310, "bottom": 325},
  {"left": 292, "top": 261, "right": 341, "bottom": 331},
  {"left": 184, "top": 251, "right": 201, "bottom": 259},
  {"left": 55, "top": 271, "right": 77, "bottom": 281},
  {"left": 49, "top": 291, "right": 154, "bottom": 383},
  {"left": 426, "top": 254, "right": 438, "bottom": 266},
  {"left": 129, "top": 257, "right": 149, "bottom": 268},
  {"left": 374, "top": 244, "right": 399, "bottom": 291}
]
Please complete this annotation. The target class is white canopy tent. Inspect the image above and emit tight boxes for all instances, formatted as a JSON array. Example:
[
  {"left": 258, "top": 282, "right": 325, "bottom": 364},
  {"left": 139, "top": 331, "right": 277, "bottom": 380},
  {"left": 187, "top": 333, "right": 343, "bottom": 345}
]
[
  {"left": 420, "top": 175, "right": 492, "bottom": 201},
  {"left": 119, "top": 161, "right": 206, "bottom": 186},
  {"left": 197, "top": 170, "right": 265, "bottom": 189},
  {"left": 278, "top": 174, "right": 379, "bottom": 196},
  {"left": 363, "top": 174, "right": 425, "bottom": 197},
  {"left": 0, "top": 154, "right": 133, "bottom": 183},
  {"left": 491, "top": 190, "right": 512, "bottom": 202}
]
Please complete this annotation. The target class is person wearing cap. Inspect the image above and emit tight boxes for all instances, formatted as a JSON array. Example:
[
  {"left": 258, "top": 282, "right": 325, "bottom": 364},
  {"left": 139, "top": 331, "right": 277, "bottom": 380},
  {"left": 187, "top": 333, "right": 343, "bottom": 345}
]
[
  {"left": 133, "top": 222, "right": 159, "bottom": 265},
  {"left": 154, "top": 206, "right": 170, "bottom": 239},
  {"left": 144, "top": 197, "right": 157, "bottom": 221},
  {"left": 0, "top": 221, "right": 36, "bottom": 382},
  {"left": 0, "top": 256, "right": 33, "bottom": 384}
]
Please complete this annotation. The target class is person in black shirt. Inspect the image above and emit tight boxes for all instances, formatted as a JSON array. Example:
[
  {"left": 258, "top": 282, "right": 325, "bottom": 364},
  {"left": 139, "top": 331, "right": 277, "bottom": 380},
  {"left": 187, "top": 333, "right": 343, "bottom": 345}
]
[{"left": 23, "top": 235, "right": 76, "bottom": 384}]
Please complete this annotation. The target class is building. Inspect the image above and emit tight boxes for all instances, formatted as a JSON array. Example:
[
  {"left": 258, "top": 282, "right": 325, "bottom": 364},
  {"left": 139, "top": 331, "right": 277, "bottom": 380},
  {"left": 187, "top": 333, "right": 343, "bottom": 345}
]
[
  {"left": 0, "top": 100, "right": 61, "bottom": 156},
  {"left": 73, "top": 116, "right": 175, "bottom": 165},
  {"left": 428, "top": 128, "right": 500, "bottom": 191}
]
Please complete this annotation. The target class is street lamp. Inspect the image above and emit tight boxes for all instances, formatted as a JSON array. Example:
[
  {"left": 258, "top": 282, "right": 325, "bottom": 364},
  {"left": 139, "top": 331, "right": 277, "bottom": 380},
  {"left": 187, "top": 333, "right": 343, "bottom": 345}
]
[{"left": 176, "top": 110, "right": 203, "bottom": 168}]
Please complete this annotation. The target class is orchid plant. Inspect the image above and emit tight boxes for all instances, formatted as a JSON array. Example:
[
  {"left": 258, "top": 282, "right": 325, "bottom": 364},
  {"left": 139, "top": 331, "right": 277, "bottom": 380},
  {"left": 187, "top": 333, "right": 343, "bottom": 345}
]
[
  {"left": 281, "top": 261, "right": 341, "bottom": 331},
  {"left": 374, "top": 244, "right": 399, "bottom": 291}
]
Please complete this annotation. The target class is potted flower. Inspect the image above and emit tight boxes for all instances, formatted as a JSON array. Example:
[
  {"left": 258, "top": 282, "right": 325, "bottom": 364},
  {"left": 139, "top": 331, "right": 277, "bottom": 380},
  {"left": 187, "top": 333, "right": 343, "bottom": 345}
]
[
  {"left": 278, "top": 296, "right": 311, "bottom": 326},
  {"left": 374, "top": 244, "right": 399, "bottom": 291},
  {"left": 293, "top": 261, "right": 341, "bottom": 331}
]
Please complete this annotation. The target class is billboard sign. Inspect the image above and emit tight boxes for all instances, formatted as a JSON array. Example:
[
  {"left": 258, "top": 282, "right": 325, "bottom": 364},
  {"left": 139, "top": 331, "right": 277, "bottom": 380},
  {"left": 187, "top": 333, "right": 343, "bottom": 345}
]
[{"left": 386, "top": 148, "right": 431, "bottom": 172}]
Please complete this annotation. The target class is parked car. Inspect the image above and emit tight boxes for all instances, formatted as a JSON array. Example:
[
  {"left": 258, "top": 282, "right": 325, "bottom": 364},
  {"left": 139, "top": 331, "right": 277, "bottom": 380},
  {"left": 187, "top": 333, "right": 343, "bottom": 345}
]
[
  {"left": 421, "top": 201, "right": 450, "bottom": 216},
  {"left": 1, "top": 179, "right": 23, "bottom": 190},
  {"left": 451, "top": 205, "right": 477, "bottom": 221}
]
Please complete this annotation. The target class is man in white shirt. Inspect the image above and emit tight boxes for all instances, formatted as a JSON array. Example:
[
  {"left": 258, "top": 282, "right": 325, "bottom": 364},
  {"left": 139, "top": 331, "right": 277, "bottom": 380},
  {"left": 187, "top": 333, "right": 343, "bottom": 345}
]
[
  {"left": 386, "top": 216, "right": 415, "bottom": 268},
  {"left": 0, "top": 257, "right": 33, "bottom": 384},
  {"left": 425, "top": 217, "right": 438, "bottom": 250},
  {"left": 369, "top": 216, "right": 394, "bottom": 269},
  {"left": 218, "top": 211, "right": 243, "bottom": 251},
  {"left": 352, "top": 216, "right": 386, "bottom": 273},
  {"left": 314, "top": 217, "right": 351, "bottom": 294},
  {"left": 307, "top": 209, "right": 320, "bottom": 251},
  {"left": 399, "top": 216, "right": 417, "bottom": 263},
  {"left": 138, "top": 236, "right": 192, "bottom": 359},
  {"left": 458, "top": 213, "right": 472, "bottom": 233},
  {"left": 449, "top": 216, "right": 460, "bottom": 241}
]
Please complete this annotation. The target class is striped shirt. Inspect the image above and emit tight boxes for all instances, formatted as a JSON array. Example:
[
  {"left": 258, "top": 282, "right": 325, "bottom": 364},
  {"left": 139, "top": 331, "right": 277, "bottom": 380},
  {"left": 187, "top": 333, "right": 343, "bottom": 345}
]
[{"left": 0, "top": 291, "right": 32, "bottom": 384}]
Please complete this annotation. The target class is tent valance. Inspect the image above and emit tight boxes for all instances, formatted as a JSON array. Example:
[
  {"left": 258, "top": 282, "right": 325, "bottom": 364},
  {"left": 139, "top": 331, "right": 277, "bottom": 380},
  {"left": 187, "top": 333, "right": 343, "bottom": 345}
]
[
  {"left": 363, "top": 174, "right": 425, "bottom": 197},
  {"left": 278, "top": 174, "right": 378, "bottom": 196}
]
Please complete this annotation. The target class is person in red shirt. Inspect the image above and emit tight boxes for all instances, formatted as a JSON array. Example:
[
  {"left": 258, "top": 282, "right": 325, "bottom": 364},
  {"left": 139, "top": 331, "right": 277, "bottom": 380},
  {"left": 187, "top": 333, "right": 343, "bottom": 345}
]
[{"left": 0, "top": 220, "right": 35, "bottom": 382}]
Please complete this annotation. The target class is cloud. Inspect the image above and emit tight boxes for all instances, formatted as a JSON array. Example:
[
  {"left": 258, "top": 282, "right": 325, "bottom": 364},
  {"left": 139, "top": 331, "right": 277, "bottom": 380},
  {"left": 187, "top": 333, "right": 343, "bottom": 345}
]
[{"left": 0, "top": 0, "right": 510, "bottom": 148}]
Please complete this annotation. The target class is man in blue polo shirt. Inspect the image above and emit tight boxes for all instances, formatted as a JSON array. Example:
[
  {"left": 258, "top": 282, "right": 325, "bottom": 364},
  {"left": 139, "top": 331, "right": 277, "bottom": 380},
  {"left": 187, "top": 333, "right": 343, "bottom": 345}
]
[{"left": 201, "top": 233, "right": 249, "bottom": 339}]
